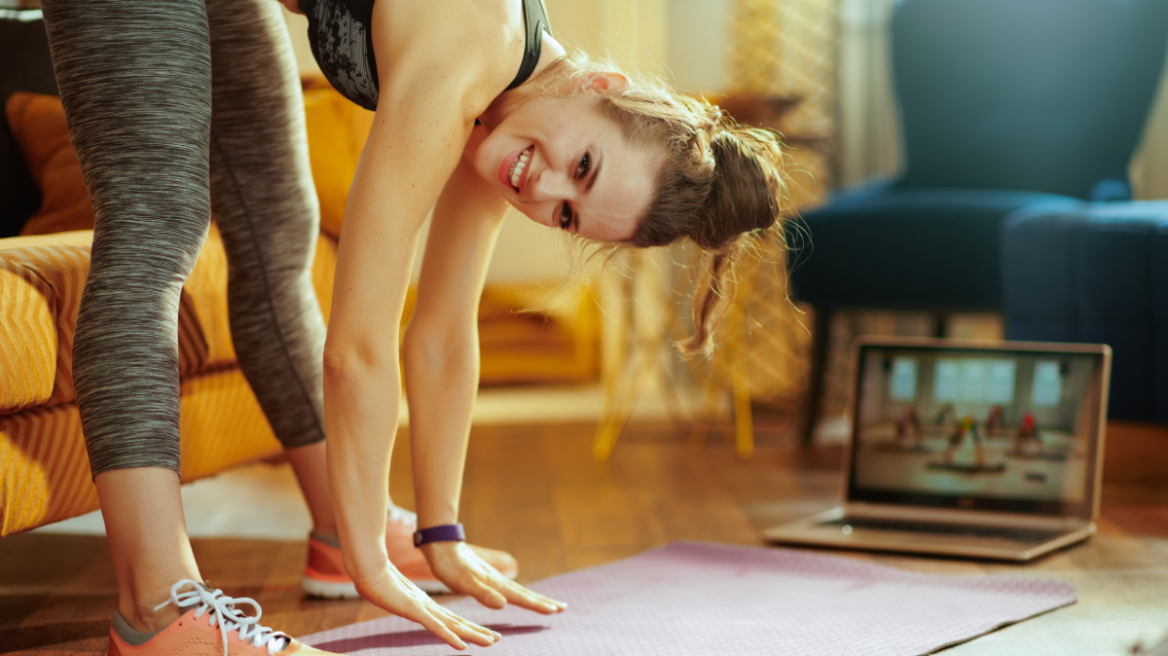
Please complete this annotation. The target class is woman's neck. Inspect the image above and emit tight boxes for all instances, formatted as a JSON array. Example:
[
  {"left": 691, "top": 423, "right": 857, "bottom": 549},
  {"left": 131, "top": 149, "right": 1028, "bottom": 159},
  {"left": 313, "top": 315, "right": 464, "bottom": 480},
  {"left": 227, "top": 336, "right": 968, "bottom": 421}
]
[{"left": 479, "top": 31, "right": 567, "bottom": 131}]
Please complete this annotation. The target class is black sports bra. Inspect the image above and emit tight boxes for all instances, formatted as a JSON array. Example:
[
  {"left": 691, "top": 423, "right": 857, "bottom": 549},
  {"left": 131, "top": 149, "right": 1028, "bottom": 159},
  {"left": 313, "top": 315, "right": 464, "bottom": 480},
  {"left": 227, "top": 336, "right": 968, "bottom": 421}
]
[{"left": 301, "top": 0, "right": 551, "bottom": 112}]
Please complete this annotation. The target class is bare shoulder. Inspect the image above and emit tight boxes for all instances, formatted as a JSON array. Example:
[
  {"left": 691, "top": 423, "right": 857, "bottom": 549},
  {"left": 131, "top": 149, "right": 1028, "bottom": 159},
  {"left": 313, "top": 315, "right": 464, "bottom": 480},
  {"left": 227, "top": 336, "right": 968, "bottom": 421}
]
[{"left": 370, "top": 0, "right": 524, "bottom": 119}]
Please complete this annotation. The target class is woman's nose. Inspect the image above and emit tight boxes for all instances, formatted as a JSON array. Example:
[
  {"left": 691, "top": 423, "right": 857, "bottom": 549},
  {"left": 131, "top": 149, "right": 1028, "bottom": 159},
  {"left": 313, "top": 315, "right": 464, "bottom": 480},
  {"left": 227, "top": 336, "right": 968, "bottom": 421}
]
[{"left": 530, "top": 168, "right": 574, "bottom": 203}]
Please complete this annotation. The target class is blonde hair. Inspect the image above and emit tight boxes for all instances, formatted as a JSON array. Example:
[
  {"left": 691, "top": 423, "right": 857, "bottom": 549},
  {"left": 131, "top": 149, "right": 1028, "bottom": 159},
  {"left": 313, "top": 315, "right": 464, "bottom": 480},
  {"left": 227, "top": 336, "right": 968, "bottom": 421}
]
[{"left": 532, "top": 52, "right": 789, "bottom": 356}]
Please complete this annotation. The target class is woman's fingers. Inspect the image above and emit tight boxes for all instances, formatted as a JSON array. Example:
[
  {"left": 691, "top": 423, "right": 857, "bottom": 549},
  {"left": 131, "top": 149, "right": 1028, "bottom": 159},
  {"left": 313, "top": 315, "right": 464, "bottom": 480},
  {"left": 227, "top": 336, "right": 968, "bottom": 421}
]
[
  {"left": 432, "top": 604, "right": 500, "bottom": 646},
  {"left": 494, "top": 577, "right": 567, "bottom": 614},
  {"left": 362, "top": 572, "right": 498, "bottom": 650},
  {"left": 412, "top": 597, "right": 496, "bottom": 648},
  {"left": 414, "top": 601, "right": 498, "bottom": 649},
  {"left": 510, "top": 583, "right": 565, "bottom": 610},
  {"left": 461, "top": 576, "right": 509, "bottom": 610},
  {"left": 460, "top": 564, "right": 565, "bottom": 615},
  {"left": 406, "top": 604, "right": 468, "bottom": 650},
  {"left": 420, "top": 542, "right": 568, "bottom": 618}
]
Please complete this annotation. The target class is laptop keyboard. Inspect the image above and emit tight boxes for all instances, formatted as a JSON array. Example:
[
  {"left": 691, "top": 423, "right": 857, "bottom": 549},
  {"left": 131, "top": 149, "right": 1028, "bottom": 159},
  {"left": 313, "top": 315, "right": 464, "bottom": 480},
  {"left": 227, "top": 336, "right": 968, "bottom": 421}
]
[{"left": 821, "top": 517, "right": 1064, "bottom": 545}]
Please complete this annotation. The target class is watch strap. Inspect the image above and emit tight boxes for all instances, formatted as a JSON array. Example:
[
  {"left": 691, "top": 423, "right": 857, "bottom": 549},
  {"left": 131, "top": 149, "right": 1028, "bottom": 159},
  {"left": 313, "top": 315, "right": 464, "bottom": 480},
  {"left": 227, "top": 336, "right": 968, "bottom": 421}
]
[{"left": 413, "top": 523, "right": 466, "bottom": 547}]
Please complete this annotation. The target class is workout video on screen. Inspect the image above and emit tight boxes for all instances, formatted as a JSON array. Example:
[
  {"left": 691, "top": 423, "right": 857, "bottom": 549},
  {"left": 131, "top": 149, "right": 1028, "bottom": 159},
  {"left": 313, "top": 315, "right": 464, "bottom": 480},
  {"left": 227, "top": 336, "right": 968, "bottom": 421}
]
[{"left": 851, "top": 349, "right": 1100, "bottom": 503}]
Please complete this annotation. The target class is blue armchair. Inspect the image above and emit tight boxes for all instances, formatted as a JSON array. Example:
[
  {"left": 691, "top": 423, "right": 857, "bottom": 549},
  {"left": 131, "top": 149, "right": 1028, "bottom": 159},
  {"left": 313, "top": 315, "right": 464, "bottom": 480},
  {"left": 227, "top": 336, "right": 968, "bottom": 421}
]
[
  {"left": 789, "top": 0, "right": 1168, "bottom": 442},
  {"left": 1003, "top": 202, "right": 1168, "bottom": 423}
]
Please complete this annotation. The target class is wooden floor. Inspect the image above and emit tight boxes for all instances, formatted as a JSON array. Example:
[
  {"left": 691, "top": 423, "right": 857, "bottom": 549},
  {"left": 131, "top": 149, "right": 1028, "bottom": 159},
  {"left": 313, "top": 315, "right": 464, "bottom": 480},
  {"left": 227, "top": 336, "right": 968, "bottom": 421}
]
[{"left": 2, "top": 420, "right": 1167, "bottom": 655}]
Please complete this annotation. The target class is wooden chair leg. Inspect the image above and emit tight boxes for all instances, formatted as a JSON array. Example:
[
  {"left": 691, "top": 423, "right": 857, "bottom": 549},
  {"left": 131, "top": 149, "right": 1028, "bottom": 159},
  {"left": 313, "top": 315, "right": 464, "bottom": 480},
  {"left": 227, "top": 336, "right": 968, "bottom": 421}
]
[
  {"left": 593, "top": 343, "right": 655, "bottom": 461},
  {"left": 800, "top": 306, "right": 833, "bottom": 446},
  {"left": 731, "top": 358, "right": 754, "bottom": 459}
]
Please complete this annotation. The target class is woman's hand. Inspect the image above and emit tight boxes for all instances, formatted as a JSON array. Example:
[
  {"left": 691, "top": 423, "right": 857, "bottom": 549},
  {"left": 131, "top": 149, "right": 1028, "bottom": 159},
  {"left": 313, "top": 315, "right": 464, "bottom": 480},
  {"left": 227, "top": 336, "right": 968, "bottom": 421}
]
[
  {"left": 351, "top": 565, "right": 501, "bottom": 650},
  {"left": 422, "top": 542, "right": 568, "bottom": 614}
]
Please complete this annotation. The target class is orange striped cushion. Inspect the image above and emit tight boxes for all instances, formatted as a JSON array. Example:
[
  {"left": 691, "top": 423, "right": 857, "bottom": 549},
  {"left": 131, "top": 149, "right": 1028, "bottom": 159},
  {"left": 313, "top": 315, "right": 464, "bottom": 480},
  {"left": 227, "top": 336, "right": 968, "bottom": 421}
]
[
  {"left": 184, "top": 222, "right": 235, "bottom": 367},
  {"left": 0, "top": 257, "right": 56, "bottom": 413},
  {"left": 0, "top": 368, "right": 284, "bottom": 537},
  {"left": 177, "top": 368, "right": 282, "bottom": 482},
  {"left": 4, "top": 89, "right": 350, "bottom": 370},
  {"left": 0, "top": 403, "right": 97, "bottom": 536},
  {"left": 0, "top": 232, "right": 91, "bottom": 411}
]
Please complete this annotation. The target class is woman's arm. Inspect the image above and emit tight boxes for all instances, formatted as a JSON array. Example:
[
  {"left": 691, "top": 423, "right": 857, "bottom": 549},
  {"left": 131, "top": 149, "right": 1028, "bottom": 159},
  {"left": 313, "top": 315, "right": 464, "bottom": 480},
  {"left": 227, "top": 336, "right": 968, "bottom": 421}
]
[
  {"left": 404, "top": 131, "right": 565, "bottom": 614},
  {"left": 404, "top": 135, "right": 505, "bottom": 536},
  {"left": 323, "top": 0, "right": 559, "bottom": 646},
  {"left": 322, "top": 9, "right": 498, "bottom": 649}
]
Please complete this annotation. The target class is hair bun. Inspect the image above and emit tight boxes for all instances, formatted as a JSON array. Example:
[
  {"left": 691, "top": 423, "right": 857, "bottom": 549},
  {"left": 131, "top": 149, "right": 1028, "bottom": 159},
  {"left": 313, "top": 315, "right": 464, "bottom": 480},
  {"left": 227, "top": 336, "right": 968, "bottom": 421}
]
[{"left": 704, "top": 127, "right": 784, "bottom": 243}]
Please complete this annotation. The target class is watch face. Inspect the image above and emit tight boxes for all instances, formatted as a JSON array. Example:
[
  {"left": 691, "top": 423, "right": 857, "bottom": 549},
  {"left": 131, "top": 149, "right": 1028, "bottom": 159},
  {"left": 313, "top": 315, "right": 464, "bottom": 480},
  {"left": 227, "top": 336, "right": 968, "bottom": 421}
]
[{"left": 413, "top": 532, "right": 423, "bottom": 547}]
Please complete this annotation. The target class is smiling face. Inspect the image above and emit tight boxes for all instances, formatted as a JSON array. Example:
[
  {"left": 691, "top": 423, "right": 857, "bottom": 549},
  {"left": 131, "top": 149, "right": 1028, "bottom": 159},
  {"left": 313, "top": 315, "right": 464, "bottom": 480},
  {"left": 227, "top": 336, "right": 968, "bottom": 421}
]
[{"left": 473, "top": 79, "right": 661, "bottom": 242}]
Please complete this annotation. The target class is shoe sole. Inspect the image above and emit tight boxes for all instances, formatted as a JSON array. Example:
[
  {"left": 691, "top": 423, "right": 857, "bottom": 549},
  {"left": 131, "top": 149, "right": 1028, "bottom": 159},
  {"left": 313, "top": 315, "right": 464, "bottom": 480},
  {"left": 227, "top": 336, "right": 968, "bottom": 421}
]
[
  {"left": 301, "top": 574, "right": 453, "bottom": 597},
  {"left": 300, "top": 570, "right": 519, "bottom": 599},
  {"left": 301, "top": 574, "right": 362, "bottom": 599}
]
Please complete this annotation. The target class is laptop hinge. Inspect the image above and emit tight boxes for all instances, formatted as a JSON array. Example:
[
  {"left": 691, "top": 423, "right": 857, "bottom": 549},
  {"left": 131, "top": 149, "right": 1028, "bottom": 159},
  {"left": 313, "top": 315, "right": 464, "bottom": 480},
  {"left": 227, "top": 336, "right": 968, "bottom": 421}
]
[{"left": 841, "top": 502, "right": 1084, "bottom": 531}]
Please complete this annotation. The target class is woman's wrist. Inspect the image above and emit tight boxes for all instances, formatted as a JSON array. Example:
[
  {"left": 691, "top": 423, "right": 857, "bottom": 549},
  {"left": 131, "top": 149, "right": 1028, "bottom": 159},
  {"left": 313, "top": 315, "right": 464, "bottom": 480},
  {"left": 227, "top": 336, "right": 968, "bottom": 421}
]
[
  {"left": 415, "top": 503, "right": 460, "bottom": 533},
  {"left": 333, "top": 516, "right": 391, "bottom": 574},
  {"left": 419, "top": 540, "right": 464, "bottom": 563}
]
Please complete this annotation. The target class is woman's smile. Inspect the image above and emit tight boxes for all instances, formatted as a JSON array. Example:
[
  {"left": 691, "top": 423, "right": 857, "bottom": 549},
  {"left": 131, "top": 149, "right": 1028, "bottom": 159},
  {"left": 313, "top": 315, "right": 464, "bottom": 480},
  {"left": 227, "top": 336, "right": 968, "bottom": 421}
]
[{"left": 498, "top": 144, "right": 534, "bottom": 195}]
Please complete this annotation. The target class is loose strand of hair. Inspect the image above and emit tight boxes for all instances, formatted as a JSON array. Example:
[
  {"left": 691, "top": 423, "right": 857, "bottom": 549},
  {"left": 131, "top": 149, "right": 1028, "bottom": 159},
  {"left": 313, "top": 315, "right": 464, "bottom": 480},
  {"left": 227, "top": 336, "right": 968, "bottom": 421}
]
[{"left": 680, "top": 246, "right": 736, "bottom": 357}]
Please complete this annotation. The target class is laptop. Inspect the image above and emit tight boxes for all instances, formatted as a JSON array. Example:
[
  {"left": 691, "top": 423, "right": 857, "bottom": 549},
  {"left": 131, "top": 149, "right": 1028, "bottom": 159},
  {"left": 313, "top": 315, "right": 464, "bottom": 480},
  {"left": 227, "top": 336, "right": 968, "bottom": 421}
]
[{"left": 764, "top": 337, "right": 1111, "bottom": 561}]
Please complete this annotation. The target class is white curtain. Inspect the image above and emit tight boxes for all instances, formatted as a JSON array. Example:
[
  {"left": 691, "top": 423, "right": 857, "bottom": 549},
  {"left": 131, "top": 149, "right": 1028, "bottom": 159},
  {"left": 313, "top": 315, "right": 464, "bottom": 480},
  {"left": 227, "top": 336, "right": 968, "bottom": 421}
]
[{"left": 837, "top": 0, "right": 899, "bottom": 187}]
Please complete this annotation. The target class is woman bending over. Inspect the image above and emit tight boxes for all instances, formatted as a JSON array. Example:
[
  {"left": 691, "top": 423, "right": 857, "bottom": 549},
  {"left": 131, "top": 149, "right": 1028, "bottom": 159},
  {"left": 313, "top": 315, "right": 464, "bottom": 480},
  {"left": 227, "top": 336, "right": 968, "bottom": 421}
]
[
  {"left": 40, "top": 0, "right": 784, "bottom": 652},
  {"left": 303, "top": 0, "right": 785, "bottom": 648}
]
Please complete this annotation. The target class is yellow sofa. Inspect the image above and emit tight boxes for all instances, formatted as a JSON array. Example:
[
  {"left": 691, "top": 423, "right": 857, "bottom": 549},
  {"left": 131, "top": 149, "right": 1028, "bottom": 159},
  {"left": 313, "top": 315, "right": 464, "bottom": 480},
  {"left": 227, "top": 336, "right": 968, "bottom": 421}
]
[{"left": 0, "top": 85, "right": 598, "bottom": 538}]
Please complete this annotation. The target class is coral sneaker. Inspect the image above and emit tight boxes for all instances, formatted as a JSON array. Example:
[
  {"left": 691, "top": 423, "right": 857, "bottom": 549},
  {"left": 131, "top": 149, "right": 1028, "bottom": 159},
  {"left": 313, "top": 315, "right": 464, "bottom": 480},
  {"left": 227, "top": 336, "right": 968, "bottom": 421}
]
[
  {"left": 108, "top": 579, "right": 341, "bottom": 656},
  {"left": 301, "top": 506, "right": 518, "bottom": 598}
]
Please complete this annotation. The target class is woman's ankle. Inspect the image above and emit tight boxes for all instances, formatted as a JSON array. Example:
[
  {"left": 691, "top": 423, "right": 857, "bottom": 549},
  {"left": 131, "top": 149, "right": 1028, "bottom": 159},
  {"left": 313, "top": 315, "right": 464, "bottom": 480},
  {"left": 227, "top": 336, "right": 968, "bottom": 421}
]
[
  {"left": 310, "top": 530, "right": 341, "bottom": 548},
  {"left": 117, "top": 571, "right": 202, "bottom": 633},
  {"left": 118, "top": 594, "right": 185, "bottom": 634},
  {"left": 311, "top": 521, "right": 339, "bottom": 538}
]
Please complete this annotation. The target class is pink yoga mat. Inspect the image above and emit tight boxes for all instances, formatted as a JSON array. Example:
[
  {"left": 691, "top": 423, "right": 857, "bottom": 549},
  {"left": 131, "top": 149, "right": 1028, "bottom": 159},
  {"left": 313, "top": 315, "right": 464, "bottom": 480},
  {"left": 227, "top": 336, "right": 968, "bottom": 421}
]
[{"left": 301, "top": 542, "right": 1075, "bottom": 656}]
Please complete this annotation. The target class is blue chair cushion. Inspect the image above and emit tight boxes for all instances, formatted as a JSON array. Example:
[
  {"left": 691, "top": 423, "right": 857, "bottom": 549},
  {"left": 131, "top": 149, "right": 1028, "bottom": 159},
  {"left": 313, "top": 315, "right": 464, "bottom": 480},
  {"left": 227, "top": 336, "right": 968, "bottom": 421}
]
[
  {"left": 1002, "top": 202, "right": 1168, "bottom": 422},
  {"left": 787, "top": 182, "right": 1079, "bottom": 310}
]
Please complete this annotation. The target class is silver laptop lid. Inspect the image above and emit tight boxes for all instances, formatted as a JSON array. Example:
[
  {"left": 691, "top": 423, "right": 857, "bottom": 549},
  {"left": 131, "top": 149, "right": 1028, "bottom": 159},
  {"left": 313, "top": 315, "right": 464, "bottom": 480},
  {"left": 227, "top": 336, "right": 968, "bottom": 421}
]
[{"left": 843, "top": 338, "right": 1111, "bottom": 521}]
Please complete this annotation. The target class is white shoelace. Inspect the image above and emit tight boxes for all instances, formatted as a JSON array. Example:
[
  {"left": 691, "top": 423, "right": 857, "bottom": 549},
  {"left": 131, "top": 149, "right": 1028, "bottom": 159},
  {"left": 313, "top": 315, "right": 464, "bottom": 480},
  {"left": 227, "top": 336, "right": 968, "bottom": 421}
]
[{"left": 154, "top": 580, "right": 290, "bottom": 656}]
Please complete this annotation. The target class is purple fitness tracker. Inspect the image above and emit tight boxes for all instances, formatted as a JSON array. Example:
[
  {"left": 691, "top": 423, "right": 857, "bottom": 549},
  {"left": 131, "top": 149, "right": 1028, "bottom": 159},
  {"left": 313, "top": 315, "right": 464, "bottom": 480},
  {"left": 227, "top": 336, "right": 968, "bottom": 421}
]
[{"left": 413, "top": 523, "right": 466, "bottom": 547}]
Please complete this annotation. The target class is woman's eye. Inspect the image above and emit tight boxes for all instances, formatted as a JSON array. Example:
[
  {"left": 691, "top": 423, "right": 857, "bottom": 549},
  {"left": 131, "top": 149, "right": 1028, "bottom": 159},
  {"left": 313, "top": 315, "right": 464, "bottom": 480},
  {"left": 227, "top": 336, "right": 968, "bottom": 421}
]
[
  {"left": 575, "top": 152, "right": 591, "bottom": 179},
  {"left": 559, "top": 203, "right": 573, "bottom": 230}
]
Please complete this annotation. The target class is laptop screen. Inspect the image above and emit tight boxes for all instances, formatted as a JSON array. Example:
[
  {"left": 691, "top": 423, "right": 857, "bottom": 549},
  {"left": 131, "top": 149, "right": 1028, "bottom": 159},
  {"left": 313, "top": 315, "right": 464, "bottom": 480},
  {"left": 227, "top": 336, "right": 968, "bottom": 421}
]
[{"left": 847, "top": 341, "right": 1107, "bottom": 517}]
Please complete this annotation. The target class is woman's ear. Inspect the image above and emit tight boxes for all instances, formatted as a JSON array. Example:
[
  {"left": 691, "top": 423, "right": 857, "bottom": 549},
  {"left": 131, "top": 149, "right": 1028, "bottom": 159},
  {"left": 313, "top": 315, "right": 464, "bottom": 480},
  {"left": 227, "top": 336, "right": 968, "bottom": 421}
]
[{"left": 575, "top": 72, "right": 630, "bottom": 94}]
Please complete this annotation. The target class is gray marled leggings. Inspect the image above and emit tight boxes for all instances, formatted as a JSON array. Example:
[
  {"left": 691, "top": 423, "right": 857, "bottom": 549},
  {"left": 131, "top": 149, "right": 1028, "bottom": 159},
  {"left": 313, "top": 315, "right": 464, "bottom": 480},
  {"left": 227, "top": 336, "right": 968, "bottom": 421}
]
[{"left": 41, "top": 0, "right": 327, "bottom": 476}]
